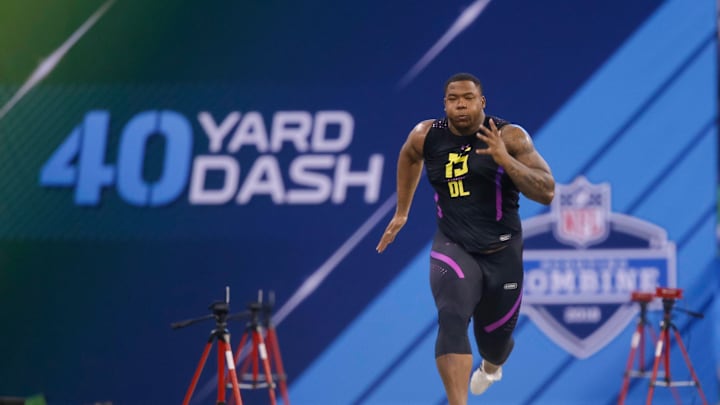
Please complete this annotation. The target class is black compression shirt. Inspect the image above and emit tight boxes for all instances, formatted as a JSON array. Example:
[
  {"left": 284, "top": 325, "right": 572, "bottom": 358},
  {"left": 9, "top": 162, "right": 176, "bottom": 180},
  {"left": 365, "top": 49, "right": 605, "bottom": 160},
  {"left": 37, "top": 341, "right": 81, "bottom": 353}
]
[{"left": 423, "top": 115, "right": 521, "bottom": 253}]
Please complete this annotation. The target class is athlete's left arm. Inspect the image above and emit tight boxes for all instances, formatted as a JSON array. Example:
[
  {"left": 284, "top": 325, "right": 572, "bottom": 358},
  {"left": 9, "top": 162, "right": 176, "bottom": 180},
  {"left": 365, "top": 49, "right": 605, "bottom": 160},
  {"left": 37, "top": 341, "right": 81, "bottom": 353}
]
[{"left": 476, "top": 120, "right": 555, "bottom": 205}]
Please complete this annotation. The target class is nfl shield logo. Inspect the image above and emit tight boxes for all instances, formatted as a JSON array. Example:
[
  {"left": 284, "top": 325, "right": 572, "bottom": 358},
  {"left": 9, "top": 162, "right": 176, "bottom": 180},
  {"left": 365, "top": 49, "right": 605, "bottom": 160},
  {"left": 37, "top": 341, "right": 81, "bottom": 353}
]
[
  {"left": 552, "top": 176, "right": 610, "bottom": 248},
  {"left": 521, "top": 176, "right": 676, "bottom": 358}
]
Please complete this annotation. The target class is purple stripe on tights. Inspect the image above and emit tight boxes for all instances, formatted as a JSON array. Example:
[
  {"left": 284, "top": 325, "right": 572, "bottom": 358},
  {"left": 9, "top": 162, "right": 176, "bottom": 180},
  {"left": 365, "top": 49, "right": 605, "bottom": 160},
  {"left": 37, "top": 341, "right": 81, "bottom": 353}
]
[
  {"left": 495, "top": 166, "right": 504, "bottom": 221},
  {"left": 483, "top": 289, "right": 522, "bottom": 333},
  {"left": 434, "top": 192, "right": 443, "bottom": 218},
  {"left": 430, "top": 251, "right": 464, "bottom": 279}
]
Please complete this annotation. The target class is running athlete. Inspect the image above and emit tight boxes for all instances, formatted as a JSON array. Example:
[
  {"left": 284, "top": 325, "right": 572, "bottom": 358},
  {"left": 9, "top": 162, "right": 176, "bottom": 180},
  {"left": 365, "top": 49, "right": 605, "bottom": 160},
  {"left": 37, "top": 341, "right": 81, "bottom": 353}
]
[{"left": 376, "top": 72, "right": 555, "bottom": 405}]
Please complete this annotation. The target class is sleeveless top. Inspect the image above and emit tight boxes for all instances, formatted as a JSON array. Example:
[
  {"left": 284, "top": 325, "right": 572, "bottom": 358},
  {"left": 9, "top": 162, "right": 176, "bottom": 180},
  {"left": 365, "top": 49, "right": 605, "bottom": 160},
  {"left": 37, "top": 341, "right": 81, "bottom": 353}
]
[{"left": 423, "top": 115, "right": 521, "bottom": 253}]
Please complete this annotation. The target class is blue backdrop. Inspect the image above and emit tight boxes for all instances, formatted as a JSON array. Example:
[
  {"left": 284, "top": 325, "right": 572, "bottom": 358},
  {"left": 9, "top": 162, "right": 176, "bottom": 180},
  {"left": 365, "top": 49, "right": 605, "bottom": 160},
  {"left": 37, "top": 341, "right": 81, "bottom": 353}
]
[{"left": 0, "top": 0, "right": 717, "bottom": 404}]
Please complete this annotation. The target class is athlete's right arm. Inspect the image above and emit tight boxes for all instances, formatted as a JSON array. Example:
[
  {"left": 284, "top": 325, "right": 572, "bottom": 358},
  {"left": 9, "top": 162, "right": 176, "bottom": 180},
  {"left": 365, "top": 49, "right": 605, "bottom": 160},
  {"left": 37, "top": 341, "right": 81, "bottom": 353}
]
[{"left": 376, "top": 120, "right": 432, "bottom": 253}]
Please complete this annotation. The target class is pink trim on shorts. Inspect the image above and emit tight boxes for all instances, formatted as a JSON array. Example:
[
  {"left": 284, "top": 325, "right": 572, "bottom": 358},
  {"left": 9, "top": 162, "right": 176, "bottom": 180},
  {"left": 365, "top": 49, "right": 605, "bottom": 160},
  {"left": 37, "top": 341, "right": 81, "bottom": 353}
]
[
  {"left": 483, "top": 289, "right": 522, "bottom": 333},
  {"left": 430, "top": 251, "right": 465, "bottom": 279}
]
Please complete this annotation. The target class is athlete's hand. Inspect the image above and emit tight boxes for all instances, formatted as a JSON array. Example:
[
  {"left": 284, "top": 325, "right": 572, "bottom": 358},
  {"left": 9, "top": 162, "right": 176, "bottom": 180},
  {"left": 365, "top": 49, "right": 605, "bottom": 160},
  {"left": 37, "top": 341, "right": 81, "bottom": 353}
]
[
  {"left": 475, "top": 118, "right": 510, "bottom": 164},
  {"left": 376, "top": 215, "right": 407, "bottom": 253}
]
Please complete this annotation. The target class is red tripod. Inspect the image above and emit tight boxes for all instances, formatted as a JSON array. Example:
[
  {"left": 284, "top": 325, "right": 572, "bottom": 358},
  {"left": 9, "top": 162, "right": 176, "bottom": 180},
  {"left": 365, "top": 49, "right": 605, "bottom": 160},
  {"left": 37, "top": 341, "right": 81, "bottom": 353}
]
[
  {"left": 618, "top": 291, "right": 658, "bottom": 405},
  {"left": 259, "top": 291, "right": 291, "bottom": 405},
  {"left": 231, "top": 291, "right": 291, "bottom": 405},
  {"left": 172, "top": 288, "right": 245, "bottom": 405},
  {"left": 644, "top": 287, "right": 708, "bottom": 405}
]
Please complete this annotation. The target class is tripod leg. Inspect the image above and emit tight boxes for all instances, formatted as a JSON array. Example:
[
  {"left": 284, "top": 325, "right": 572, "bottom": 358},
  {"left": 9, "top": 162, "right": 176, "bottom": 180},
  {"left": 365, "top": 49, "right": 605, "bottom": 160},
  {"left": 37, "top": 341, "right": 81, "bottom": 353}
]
[
  {"left": 228, "top": 332, "right": 248, "bottom": 389},
  {"left": 237, "top": 332, "right": 254, "bottom": 386},
  {"left": 183, "top": 341, "right": 213, "bottom": 405},
  {"left": 220, "top": 335, "right": 245, "bottom": 405},
  {"left": 642, "top": 323, "right": 658, "bottom": 367},
  {"left": 218, "top": 339, "right": 226, "bottom": 404},
  {"left": 660, "top": 330, "right": 684, "bottom": 405},
  {"left": 648, "top": 326, "right": 658, "bottom": 347},
  {"left": 267, "top": 326, "right": 291, "bottom": 405},
  {"left": 646, "top": 328, "right": 668, "bottom": 405},
  {"left": 252, "top": 332, "right": 260, "bottom": 388},
  {"left": 663, "top": 329, "right": 671, "bottom": 385},
  {"left": 234, "top": 331, "right": 249, "bottom": 366},
  {"left": 618, "top": 324, "right": 642, "bottom": 405},
  {"left": 672, "top": 329, "right": 709, "bottom": 405},
  {"left": 254, "top": 328, "right": 278, "bottom": 405}
]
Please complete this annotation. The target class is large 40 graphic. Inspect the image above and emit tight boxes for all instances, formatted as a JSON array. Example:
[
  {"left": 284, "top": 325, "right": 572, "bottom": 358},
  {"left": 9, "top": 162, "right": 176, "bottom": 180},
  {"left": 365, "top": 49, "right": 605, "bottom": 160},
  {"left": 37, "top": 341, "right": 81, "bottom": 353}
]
[
  {"left": 445, "top": 152, "right": 470, "bottom": 197},
  {"left": 39, "top": 110, "right": 193, "bottom": 206}
]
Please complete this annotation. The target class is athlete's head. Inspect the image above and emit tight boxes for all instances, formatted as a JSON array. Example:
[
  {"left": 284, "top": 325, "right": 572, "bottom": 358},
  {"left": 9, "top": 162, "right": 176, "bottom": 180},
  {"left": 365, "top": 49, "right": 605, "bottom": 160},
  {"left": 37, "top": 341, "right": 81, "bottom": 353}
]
[{"left": 443, "top": 73, "right": 486, "bottom": 135}]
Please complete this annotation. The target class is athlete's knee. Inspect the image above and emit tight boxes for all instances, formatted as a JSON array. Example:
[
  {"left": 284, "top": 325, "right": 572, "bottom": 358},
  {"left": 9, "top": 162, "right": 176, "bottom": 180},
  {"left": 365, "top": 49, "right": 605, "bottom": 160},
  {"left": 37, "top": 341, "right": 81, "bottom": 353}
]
[
  {"left": 473, "top": 310, "right": 518, "bottom": 365},
  {"left": 478, "top": 335, "right": 514, "bottom": 365},
  {"left": 475, "top": 306, "right": 520, "bottom": 336},
  {"left": 435, "top": 308, "right": 471, "bottom": 357}
]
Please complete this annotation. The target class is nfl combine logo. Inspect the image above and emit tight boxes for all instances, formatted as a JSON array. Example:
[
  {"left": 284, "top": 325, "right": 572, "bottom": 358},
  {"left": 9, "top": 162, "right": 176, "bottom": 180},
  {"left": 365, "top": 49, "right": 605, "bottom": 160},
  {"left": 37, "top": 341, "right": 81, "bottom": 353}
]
[
  {"left": 521, "top": 176, "right": 676, "bottom": 358},
  {"left": 553, "top": 177, "right": 610, "bottom": 248}
]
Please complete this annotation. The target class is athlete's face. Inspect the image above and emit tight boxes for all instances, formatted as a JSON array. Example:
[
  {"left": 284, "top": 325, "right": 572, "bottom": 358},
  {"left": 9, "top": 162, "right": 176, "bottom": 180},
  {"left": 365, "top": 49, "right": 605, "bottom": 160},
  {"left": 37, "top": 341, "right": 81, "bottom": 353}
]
[{"left": 444, "top": 80, "right": 486, "bottom": 135}]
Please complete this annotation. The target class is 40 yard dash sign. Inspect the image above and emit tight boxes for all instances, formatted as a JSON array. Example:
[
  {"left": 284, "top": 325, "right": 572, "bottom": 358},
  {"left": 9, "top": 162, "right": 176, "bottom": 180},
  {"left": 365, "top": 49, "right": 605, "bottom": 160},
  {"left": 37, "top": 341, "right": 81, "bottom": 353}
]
[{"left": 39, "top": 109, "right": 384, "bottom": 207}]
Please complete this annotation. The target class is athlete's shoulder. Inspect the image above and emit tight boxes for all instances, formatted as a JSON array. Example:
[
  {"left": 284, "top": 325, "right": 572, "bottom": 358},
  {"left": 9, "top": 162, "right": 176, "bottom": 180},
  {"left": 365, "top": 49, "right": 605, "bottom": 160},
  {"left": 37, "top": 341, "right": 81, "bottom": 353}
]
[
  {"left": 486, "top": 115, "right": 511, "bottom": 129},
  {"left": 402, "top": 119, "right": 435, "bottom": 158},
  {"left": 408, "top": 119, "right": 436, "bottom": 141},
  {"left": 411, "top": 119, "right": 438, "bottom": 133},
  {"left": 413, "top": 117, "right": 447, "bottom": 138}
]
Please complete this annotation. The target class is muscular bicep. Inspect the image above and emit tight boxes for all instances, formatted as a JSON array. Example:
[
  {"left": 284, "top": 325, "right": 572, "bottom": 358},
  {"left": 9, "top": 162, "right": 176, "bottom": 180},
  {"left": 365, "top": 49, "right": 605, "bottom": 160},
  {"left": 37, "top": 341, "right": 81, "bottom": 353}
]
[
  {"left": 501, "top": 124, "right": 555, "bottom": 204},
  {"left": 401, "top": 120, "right": 432, "bottom": 163},
  {"left": 503, "top": 126, "right": 552, "bottom": 175},
  {"left": 515, "top": 145, "right": 552, "bottom": 176},
  {"left": 393, "top": 120, "right": 430, "bottom": 216}
]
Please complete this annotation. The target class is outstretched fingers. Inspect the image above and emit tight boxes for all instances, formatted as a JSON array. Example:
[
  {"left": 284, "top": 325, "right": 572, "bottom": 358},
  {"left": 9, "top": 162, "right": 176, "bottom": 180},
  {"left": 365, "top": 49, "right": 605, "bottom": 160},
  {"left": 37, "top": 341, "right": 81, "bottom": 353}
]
[
  {"left": 376, "top": 218, "right": 406, "bottom": 253},
  {"left": 376, "top": 231, "right": 395, "bottom": 253},
  {"left": 475, "top": 119, "right": 508, "bottom": 162},
  {"left": 475, "top": 118, "right": 498, "bottom": 155}
]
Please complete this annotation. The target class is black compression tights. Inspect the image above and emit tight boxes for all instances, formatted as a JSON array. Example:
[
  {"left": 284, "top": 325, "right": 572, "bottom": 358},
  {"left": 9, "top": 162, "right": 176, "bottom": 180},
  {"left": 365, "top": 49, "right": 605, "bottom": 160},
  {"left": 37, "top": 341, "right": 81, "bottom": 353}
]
[{"left": 430, "top": 230, "right": 523, "bottom": 365}]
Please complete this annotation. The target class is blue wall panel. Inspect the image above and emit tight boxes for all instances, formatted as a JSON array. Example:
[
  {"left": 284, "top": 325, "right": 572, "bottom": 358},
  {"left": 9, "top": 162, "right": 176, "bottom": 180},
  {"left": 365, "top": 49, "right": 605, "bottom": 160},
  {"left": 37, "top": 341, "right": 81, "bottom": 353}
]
[{"left": 0, "top": 0, "right": 716, "bottom": 404}]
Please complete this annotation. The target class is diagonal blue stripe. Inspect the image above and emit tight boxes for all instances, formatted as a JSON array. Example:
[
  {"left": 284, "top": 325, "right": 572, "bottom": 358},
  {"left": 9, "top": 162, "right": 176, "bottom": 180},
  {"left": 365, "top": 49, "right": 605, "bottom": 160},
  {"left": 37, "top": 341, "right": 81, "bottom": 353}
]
[
  {"left": 531, "top": 10, "right": 717, "bottom": 190},
  {"left": 675, "top": 204, "right": 715, "bottom": 249},
  {"left": 352, "top": 318, "right": 438, "bottom": 405},
  {"left": 288, "top": 242, "right": 436, "bottom": 404},
  {"left": 520, "top": 356, "right": 576, "bottom": 405},
  {"left": 625, "top": 118, "right": 716, "bottom": 214},
  {"left": 572, "top": 32, "right": 714, "bottom": 179}
]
